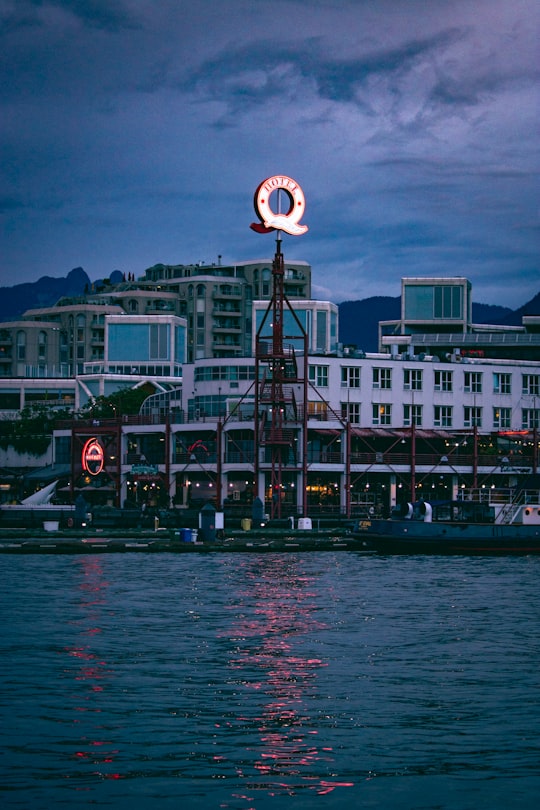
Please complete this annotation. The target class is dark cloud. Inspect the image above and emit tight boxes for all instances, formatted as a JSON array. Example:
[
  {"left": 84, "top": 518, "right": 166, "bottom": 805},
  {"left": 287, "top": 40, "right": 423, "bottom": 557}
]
[
  {"left": 186, "top": 28, "right": 467, "bottom": 109},
  {"left": 0, "top": 0, "right": 538, "bottom": 307},
  {"left": 23, "top": 0, "right": 138, "bottom": 31}
]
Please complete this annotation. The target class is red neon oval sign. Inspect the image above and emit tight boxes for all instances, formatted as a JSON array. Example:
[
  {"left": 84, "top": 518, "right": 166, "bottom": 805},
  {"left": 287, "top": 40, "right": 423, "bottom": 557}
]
[{"left": 82, "top": 437, "right": 105, "bottom": 476}]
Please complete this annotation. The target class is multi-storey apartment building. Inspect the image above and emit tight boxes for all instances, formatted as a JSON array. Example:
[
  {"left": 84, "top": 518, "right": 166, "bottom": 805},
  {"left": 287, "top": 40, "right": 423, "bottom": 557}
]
[
  {"left": 0, "top": 259, "right": 311, "bottom": 377},
  {"left": 134, "top": 259, "right": 311, "bottom": 361}
]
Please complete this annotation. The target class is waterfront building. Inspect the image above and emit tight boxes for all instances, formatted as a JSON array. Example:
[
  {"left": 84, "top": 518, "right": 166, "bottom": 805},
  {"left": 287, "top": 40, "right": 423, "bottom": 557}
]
[
  {"left": 40, "top": 350, "right": 538, "bottom": 520},
  {"left": 0, "top": 269, "right": 538, "bottom": 519}
]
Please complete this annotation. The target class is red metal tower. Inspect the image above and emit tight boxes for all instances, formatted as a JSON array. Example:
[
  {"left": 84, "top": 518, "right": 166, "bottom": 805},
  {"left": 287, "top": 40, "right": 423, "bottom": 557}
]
[
  {"left": 251, "top": 176, "right": 310, "bottom": 519},
  {"left": 253, "top": 234, "right": 309, "bottom": 519}
]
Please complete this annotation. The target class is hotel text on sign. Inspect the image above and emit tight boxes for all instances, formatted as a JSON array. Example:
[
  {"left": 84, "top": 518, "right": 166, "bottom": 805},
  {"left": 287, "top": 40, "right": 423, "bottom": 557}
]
[{"left": 250, "top": 175, "right": 308, "bottom": 236}]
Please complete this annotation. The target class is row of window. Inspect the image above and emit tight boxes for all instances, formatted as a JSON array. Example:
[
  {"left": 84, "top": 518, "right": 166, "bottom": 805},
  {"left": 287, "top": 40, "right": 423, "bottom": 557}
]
[
  {"left": 194, "top": 365, "right": 257, "bottom": 382},
  {"left": 328, "top": 366, "right": 539, "bottom": 395},
  {"left": 338, "top": 403, "right": 540, "bottom": 430}
]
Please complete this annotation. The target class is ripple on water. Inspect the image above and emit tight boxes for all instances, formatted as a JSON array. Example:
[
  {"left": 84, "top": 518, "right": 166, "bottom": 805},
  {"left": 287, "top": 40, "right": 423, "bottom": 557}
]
[{"left": 1, "top": 552, "right": 539, "bottom": 809}]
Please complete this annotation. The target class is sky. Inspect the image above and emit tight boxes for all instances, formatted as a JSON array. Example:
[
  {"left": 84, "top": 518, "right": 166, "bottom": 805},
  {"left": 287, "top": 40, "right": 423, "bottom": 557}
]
[{"left": 1, "top": 0, "right": 538, "bottom": 308}]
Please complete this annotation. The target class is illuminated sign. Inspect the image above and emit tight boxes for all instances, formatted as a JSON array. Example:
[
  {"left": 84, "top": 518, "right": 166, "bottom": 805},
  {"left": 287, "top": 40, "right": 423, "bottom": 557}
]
[
  {"left": 250, "top": 175, "right": 308, "bottom": 236},
  {"left": 131, "top": 464, "right": 159, "bottom": 475},
  {"left": 82, "top": 437, "right": 105, "bottom": 476}
]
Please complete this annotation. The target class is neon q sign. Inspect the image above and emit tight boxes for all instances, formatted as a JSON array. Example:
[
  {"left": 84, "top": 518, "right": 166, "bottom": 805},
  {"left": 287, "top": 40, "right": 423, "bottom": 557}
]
[{"left": 250, "top": 175, "right": 308, "bottom": 236}]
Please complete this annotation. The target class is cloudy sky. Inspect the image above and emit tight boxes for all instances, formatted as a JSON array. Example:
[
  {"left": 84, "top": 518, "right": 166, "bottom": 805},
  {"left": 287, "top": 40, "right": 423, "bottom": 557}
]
[{"left": 1, "top": 0, "right": 538, "bottom": 307}]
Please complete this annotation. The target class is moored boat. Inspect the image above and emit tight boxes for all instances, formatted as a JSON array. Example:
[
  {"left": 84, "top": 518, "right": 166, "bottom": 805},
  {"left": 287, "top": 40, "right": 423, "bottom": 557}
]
[{"left": 352, "top": 488, "right": 540, "bottom": 554}]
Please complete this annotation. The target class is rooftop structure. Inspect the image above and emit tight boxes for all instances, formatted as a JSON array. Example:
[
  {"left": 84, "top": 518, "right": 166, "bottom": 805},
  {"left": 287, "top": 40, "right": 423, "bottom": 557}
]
[{"left": 379, "top": 277, "right": 540, "bottom": 361}]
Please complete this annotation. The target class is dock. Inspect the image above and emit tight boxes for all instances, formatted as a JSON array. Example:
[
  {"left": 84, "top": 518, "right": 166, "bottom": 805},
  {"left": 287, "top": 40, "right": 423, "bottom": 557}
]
[{"left": 0, "top": 527, "right": 370, "bottom": 554}]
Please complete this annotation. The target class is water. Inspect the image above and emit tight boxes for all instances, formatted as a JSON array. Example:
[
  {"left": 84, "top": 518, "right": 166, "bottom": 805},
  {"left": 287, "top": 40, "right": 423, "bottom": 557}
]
[{"left": 1, "top": 551, "right": 539, "bottom": 809}]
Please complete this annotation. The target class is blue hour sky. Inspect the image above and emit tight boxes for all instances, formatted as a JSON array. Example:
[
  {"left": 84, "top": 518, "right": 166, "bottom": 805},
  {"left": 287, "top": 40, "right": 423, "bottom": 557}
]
[{"left": 1, "top": 0, "right": 538, "bottom": 307}]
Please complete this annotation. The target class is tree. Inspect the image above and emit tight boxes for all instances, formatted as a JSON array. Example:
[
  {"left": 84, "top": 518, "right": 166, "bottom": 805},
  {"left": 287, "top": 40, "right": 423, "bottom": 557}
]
[
  {"left": 0, "top": 405, "right": 73, "bottom": 456},
  {"left": 80, "top": 385, "right": 154, "bottom": 419}
]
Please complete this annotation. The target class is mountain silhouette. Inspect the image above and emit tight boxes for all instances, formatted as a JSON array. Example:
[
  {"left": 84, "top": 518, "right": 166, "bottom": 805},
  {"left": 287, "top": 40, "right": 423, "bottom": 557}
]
[
  {"left": 0, "top": 267, "right": 91, "bottom": 321},
  {"left": 0, "top": 269, "right": 537, "bottom": 353},
  {"left": 337, "top": 294, "right": 539, "bottom": 352}
]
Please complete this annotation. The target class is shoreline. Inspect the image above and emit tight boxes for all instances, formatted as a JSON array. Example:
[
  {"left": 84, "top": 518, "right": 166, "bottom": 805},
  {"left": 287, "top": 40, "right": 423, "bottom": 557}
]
[{"left": 0, "top": 526, "right": 368, "bottom": 554}]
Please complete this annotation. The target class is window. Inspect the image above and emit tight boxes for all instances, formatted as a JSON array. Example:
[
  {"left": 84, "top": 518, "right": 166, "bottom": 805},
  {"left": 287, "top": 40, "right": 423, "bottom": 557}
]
[
  {"left": 373, "top": 367, "right": 392, "bottom": 389},
  {"left": 493, "top": 372, "right": 511, "bottom": 395},
  {"left": 76, "top": 314, "right": 85, "bottom": 343},
  {"left": 403, "top": 368, "right": 423, "bottom": 391},
  {"left": 522, "top": 409, "right": 540, "bottom": 430},
  {"left": 195, "top": 365, "right": 256, "bottom": 382},
  {"left": 149, "top": 323, "right": 169, "bottom": 359},
  {"left": 522, "top": 374, "right": 540, "bottom": 396},
  {"left": 308, "top": 401, "right": 328, "bottom": 419},
  {"left": 464, "top": 406, "right": 482, "bottom": 428},
  {"left": 262, "top": 268, "right": 271, "bottom": 297},
  {"left": 464, "top": 371, "right": 482, "bottom": 394},
  {"left": 493, "top": 407, "right": 511, "bottom": 429},
  {"left": 434, "top": 405, "right": 453, "bottom": 427},
  {"left": 341, "top": 402, "right": 361, "bottom": 423},
  {"left": 434, "top": 370, "right": 453, "bottom": 392},
  {"left": 403, "top": 403, "right": 423, "bottom": 427},
  {"left": 38, "top": 331, "right": 47, "bottom": 360},
  {"left": 16, "top": 331, "right": 26, "bottom": 361},
  {"left": 434, "top": 285, "right": 462, "bottom": 319},
  {"left": 372, "top": 403, "right": 391, "bottom": 426},
  {"left": 309, "top": 365, "right": 329, "bottom": 388},
  {"left": 341, "top": 366, "right": 361, "bottom": 388},
  {"left": 316, "top": 310, "right": 327, "bottom": 352}
]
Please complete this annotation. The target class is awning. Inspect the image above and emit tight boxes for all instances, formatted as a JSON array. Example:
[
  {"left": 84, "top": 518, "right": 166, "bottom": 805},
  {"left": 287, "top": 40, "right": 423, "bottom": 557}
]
[
  {"left": 23, "top": 464, "right": 71, "bottom": 482},
  {"left": 350, "top": 428, "right": 400, "bottom": 438}
]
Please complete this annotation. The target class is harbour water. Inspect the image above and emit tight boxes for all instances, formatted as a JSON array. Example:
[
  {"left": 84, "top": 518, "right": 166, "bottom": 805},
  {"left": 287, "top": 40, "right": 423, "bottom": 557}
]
[{"left": 1, "top": 550, "right": 539, "bottom": 809}]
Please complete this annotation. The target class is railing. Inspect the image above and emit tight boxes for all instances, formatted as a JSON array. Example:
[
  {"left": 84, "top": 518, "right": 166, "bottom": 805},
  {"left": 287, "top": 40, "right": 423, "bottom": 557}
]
[
  {"left": 460, "top": 487, "right": 540, "bottom": 505},
  {"left": 212, "top": 307, "right": 242, "bottom": 316},
  {"left": 308, "top": 450, "right": 342, "bottom": 464},
  {"left": 261, "top": 428, "right": 295, "bottom": 445}
]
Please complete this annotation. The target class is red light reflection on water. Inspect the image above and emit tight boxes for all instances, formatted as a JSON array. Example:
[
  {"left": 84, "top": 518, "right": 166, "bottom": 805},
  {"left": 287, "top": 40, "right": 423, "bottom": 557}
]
[
  {"left": 62, "top": 557, "right": 122, "bottom": 780},
  {"left": 222, "top": 556, "right": 353, "bottom": 798}
]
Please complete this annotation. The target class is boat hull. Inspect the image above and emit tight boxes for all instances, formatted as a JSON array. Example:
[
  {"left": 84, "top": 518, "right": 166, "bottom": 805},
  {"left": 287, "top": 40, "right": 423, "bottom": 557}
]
[{"left": 352, "top": 518, "right": 540, "bottom": 554}]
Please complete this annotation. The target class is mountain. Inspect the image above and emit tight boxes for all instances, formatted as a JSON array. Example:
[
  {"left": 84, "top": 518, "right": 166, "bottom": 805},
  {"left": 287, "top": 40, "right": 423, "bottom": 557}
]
[
  {"left": 0, "top": 267, "right": 91, "bottom": 321},
  {"left": 497, "top": 291, "right": 540, "bottom": 326},
  {"left": 338, "top": 297, "right": 401, "bottom": 352},
  {"left": 337, "top": 295, "right": 539, "bottom": 353},
  {"left": 0, "top": 269, "right": 537, "bottom": 352}
]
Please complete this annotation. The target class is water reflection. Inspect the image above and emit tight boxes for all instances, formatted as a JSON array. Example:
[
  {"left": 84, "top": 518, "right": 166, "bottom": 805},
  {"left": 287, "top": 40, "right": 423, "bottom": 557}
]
[
  {"left": 63, "top": 557, "right": 121, "bottom": 781},
  {"left": 222, "top": 555, "right": 353, "bottom": 799}
]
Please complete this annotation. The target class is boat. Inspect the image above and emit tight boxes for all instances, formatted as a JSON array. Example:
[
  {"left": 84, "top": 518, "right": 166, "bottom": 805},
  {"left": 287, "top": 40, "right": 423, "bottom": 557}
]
[
  {"left": 0, "top": 480, "right": 75, "bottom": 529},
  {"left": 352, "top": 487, "right": 540, "bottom": 554}
]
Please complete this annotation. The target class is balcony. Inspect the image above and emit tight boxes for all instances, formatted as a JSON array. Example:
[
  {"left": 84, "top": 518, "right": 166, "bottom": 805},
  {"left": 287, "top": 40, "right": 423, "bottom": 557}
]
[
  {"left": 212, "top": 338, "right": 242, "bottom": 350},
  {"left": 145, "top": 302, "right": 176, "bottom": 314},
  {"left": 212, "top": 323, "right": 243, "bottom": 334},
  {"left": 212, "top": 306, "right": 242, "bottom": 316},
  {"left": 212, "top": 289, "right": 242, "bottom": 301}
]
